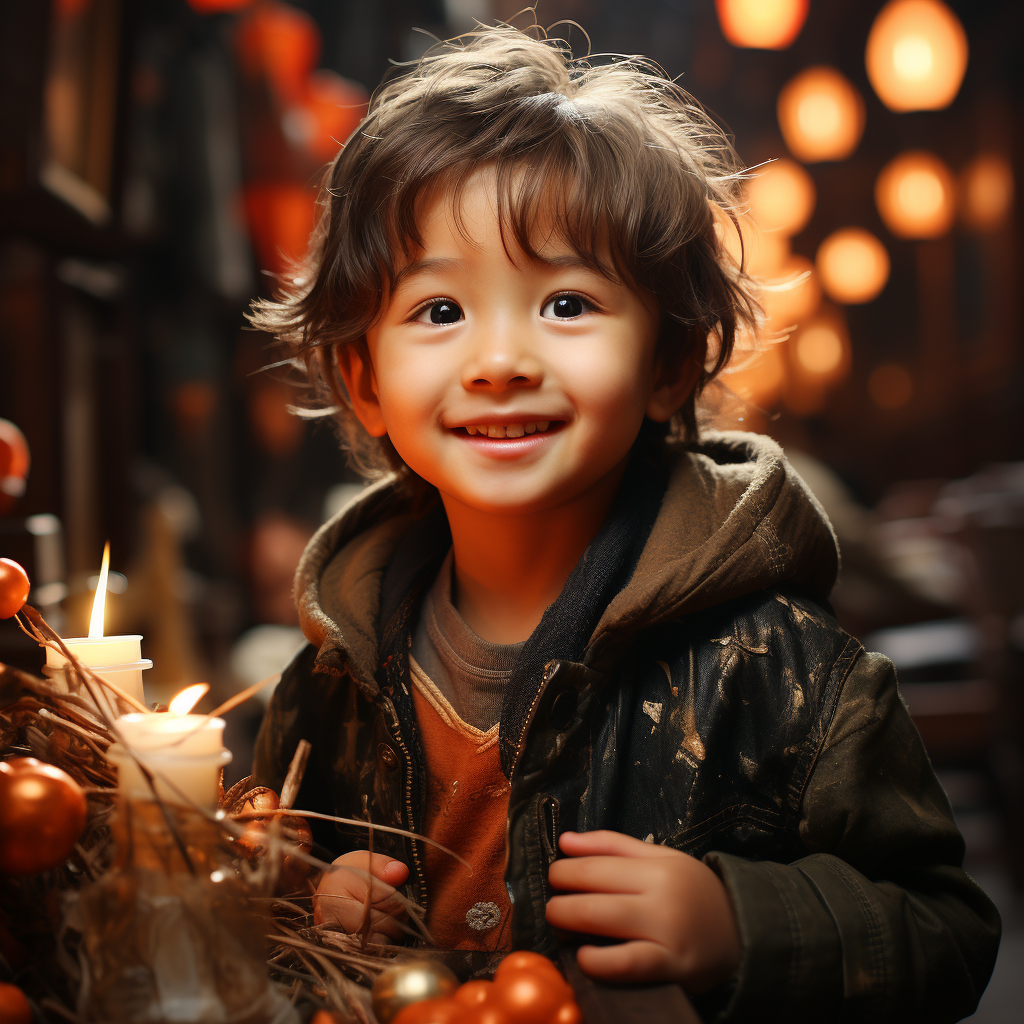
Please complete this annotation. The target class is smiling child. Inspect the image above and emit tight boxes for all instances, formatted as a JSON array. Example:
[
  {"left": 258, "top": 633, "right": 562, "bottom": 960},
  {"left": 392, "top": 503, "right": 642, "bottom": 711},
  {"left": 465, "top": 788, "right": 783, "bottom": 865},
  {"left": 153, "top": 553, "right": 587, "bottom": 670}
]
[{"left": 249, "top": 24, "right": 999, "bottom": 1021}]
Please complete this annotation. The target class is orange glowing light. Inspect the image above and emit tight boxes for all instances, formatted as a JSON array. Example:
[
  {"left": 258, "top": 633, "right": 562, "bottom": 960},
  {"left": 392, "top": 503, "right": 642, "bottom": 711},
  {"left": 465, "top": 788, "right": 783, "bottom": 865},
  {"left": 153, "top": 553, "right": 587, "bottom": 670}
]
[
  {"left": 816, "top": 228, "right": 890, "bottom": 304},
  {"left": 959, "top": 154, "right": 1014, "bottom": 231},
  {"left": 723, "top": 344, "right": 787, "bottom": 409},
  {"left": 168, "top": 683, "right": 210, "bottom": 716},
  {"left": 777, "top": 67, "right": 865, "bottom": 163},
  {"left": 865, "top": 0, "right": 968, "bottom": 112},
  {"left": 746, "top": 159, "right": 817, "bottom": 236},
  {"left": 875, "top": 151, "right": 955, "bottom": 238},
  {"left": 88, "top": 542, "right": 110, "bottom": 639},
  {"left": 868, "top": 363, "right": 915, "bottom": 409},
  {"left": 762, "top": 254, "right": 822, "bottom": 330},
  {"left": 715, "top": 0, "right": 809, "bottom": 50},
  {"left": 716, "top": 211, "right": 790, "bottom": 277},
  {"left": 794, "top": 310, "right": 849, "bottom": 376}
]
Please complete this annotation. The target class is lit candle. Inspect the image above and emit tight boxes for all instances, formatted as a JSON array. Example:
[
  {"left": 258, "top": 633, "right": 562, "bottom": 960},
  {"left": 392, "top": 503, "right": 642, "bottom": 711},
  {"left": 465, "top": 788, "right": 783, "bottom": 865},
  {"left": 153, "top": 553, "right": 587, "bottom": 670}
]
[
  {"left": 43, "top": 543, "right": 151, "bottom": 717},
  {"left": 109, "top": 684, "right": 232, "bottom": 810}
]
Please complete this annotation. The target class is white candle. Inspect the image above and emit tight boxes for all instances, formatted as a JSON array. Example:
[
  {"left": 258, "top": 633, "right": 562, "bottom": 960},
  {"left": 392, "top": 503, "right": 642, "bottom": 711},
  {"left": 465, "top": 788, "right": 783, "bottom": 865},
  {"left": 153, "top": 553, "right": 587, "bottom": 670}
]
[
  {"left": 109, "top": 710, "right": 232, "bottom": 810},
  {"left": 44, "top": 635, "right": 151, "bottom": 710},
  {"left": 43, "top": 543, "right": 151, "bottom": 714}
]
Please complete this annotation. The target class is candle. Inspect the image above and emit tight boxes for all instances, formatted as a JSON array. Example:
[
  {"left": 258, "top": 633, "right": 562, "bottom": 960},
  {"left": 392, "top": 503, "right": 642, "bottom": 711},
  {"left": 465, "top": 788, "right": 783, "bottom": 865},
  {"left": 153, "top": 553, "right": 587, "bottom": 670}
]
[
  {"left": 42, "top": 543, "right": 151, "bottom": 716},
  {"left": 109, "top": 685, "right": 232, "bottom": 810}
]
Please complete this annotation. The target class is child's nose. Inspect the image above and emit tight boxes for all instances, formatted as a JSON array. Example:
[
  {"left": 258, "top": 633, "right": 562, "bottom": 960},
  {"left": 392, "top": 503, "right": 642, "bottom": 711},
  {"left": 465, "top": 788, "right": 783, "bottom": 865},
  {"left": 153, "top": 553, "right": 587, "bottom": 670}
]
[{"left": 460, "top": 325, "right": 543, "bottom": 392}]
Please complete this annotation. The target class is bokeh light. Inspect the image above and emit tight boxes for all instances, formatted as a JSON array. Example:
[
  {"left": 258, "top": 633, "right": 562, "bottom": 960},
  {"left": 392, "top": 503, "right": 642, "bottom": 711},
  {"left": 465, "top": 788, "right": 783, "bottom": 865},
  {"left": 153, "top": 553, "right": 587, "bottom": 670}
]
[
  {"left": 715, "top": 0, "right": 809, "bottom": 50},
  {"left": 875, "top": 151, "right": 955, "bottom": 238},
  {"left": 722, "top": 343, "right": 787, "bottom": 409},
  {"left": 816, "top": 228, "right": 891, "bottom": 304},
  {"left": 959, "top": 154, "right": 1014, "bottom": 232},
  {"left": 777, "top": 67, "right": 866, "bottom": 163},
  {"left": 865, "top": 0, "right": 968, "bottom": 112},
  {"left": 869, "top": 363, "right": 915, "bottom": 409},
  {"left": 762, "top": 255, "right": 822, "bottom": 330},
  {"left": 746, "top": 159, "right": 816, "bottom": 236},
  {"left": 793, "top": 318, "right": 849, "bottom": 380}
]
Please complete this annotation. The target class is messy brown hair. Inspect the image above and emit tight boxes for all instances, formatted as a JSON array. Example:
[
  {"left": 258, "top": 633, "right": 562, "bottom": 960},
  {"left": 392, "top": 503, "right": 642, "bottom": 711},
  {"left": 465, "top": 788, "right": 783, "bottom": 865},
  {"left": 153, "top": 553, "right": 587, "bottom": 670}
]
[{"left": 250, "top": 23, "right": 759, "bottom": 490}]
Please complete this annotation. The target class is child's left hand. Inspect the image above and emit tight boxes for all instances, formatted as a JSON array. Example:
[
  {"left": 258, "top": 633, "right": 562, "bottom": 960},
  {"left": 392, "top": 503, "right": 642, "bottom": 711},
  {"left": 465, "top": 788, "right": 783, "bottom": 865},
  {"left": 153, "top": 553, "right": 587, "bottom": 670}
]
[{"left": 545, "top": 830, "right": 741, "bottom": 993}]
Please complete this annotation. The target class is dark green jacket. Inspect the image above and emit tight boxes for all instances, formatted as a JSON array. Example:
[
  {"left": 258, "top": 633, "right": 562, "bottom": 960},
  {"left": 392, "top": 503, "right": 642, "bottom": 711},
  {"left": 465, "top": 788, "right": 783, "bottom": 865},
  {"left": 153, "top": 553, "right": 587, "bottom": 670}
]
[{"left": 253, "top": 432, "right": 1000, "bottom": 1022}]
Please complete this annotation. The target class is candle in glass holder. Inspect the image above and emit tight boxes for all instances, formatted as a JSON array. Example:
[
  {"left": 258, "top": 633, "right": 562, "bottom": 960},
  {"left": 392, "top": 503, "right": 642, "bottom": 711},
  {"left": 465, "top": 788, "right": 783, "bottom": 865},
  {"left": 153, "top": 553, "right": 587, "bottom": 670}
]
[
  {"left": 42, "top": 543, "right": 151, "bottom": 716},
  {"left": 109, "top": 684, "right": 232, "bottom": 810}
]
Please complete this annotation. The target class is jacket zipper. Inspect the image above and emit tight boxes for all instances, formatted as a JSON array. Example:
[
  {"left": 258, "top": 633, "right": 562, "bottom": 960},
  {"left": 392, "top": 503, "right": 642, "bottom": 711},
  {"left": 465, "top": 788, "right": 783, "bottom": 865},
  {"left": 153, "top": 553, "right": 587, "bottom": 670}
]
[{"left": 382, "top": 696, "right": 428, "bottom": 914}]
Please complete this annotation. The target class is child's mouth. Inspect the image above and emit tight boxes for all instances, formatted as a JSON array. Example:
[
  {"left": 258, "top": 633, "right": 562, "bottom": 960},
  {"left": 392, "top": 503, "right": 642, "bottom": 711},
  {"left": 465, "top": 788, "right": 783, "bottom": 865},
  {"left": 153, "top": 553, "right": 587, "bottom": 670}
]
[{"left": 456, "top": 420, "right": 561, "bottom": 439}]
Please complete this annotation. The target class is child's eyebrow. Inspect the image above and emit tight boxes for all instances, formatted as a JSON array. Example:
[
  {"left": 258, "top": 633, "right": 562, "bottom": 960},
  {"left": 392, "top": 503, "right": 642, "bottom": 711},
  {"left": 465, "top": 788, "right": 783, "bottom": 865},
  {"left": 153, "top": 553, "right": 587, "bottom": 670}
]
[
  {"left": 393, "top": 257, "right": 463, "bottom": 291},
  {"left": 394, "top": 253, "right": 604, "bottom": 289}
]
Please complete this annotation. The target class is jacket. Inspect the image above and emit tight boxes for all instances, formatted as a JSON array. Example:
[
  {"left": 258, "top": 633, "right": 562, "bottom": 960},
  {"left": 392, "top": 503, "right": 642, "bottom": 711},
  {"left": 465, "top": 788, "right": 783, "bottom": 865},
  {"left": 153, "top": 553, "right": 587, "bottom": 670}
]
[{"left": 252, "top": 431, "right": 1000, "bottom": 1023}]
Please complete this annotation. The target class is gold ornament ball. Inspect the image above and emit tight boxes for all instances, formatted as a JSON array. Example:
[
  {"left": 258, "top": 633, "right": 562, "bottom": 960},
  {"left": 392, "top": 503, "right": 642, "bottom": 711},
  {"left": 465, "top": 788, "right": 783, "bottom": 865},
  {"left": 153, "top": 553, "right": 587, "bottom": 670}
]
[{"left": 371, "top": 960, "right": 460, "bottom": 1024}]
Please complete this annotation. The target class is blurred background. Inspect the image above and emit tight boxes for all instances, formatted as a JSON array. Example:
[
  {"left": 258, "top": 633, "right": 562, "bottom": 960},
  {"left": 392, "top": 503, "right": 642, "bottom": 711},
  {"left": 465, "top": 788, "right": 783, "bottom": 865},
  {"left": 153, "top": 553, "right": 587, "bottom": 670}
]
[{"left": 0, "top": 0, "right": 1021, "bottom": 1013}]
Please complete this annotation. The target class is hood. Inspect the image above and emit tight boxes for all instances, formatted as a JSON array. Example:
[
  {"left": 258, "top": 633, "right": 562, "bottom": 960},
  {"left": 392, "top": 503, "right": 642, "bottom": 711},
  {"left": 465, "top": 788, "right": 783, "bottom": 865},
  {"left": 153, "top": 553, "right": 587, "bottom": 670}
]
[{"left": 294, "top": 431, "right": 839, "bottom": 695}]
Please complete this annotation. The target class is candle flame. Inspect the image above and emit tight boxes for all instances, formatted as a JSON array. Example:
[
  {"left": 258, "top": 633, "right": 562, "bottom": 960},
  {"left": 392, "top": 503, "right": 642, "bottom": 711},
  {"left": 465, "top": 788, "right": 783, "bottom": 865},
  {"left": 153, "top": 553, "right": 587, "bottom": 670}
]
[
  {"left": 168, "top": 682, "right": 209, "bottom": 716},
  {"left": 87, "top": 542, "right": 111, "bottom": 638}
]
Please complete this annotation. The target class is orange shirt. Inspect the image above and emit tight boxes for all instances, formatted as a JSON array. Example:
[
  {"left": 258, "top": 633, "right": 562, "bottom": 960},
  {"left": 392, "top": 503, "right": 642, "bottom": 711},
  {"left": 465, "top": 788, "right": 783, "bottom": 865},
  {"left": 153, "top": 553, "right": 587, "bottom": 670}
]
[{"left": 410, "top": 657, "right": 513, "bottom": 951}]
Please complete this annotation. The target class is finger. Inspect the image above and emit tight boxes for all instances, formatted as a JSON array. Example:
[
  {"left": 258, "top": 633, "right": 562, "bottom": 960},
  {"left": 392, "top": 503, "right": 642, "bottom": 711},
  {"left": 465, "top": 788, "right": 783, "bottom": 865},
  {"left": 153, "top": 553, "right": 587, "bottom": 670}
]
[
  {"left": 576, "top": 940, "right": 675, "bottom": 985},
  {"left": 545, "top": 892, "right": 651, "bottom": 941},
  {"left": 314, "top": 894, "right": 409, "bottom": 937},
  {"left": 332, "top": 851, "right": 409, "bottom": 884},
  {"left": 549, "top": 855, "right": 651, "bottom": 894},
  {"left": 558, "top": 830, "right": 669, "bottom": 859}
]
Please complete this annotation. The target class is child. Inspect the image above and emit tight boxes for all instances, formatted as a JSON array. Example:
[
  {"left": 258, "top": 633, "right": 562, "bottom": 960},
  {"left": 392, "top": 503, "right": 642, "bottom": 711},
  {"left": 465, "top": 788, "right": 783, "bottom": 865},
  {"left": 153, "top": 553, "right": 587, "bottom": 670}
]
[{"left": 249, "top": 24, "right": 999, "bottom": 1021}]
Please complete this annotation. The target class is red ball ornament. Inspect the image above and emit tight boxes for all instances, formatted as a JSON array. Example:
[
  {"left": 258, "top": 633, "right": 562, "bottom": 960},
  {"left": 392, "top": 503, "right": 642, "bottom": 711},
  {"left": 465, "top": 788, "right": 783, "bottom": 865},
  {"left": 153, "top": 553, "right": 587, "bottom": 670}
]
[
  {"left": 0, "top": 559, "right": 30, "bottom": 619},
  {"left": 0, "top": 758, "right": 87, "bottom": 875},
  {"left": 0, "top": 982, "right": 31, "bottom": 1024}
]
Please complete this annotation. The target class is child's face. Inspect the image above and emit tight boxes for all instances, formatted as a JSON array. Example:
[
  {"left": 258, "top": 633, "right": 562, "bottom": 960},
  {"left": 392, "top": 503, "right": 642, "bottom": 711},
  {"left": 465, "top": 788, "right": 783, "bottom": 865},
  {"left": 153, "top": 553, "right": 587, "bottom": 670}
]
[{"left": 350, "top": 168, "right": 671, "bottom": 517}]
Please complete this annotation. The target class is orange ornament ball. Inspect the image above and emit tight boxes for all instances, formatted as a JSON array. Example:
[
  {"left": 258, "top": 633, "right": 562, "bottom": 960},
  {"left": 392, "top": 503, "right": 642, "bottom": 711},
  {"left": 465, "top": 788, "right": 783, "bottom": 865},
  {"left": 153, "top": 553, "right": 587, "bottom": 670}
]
[
  {"left": 391, "top": 998, "right": 470, "bottom": 1024},
  {"left": 0, "top": 758, "right": 87, "bottom": 875},
  {"left": 0, "top": 983, "right": 31, "bottom": 1024},
  {"left": 0, "top": 559, "right": 31, "bottom": 620}
]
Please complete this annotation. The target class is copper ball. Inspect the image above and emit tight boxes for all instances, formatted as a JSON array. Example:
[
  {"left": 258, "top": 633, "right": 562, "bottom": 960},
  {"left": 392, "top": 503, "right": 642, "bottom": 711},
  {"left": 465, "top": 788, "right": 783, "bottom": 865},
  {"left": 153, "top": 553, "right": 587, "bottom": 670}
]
[{"left": 371, "top": 960, "right": 459, "bottom": 1024}]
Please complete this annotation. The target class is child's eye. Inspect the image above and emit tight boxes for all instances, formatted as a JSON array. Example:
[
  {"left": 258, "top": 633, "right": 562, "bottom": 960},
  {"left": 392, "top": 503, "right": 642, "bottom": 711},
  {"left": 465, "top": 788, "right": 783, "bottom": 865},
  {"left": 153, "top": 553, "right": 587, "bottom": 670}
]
[
  {"left": 414, "top": 299, "right": 463, "bottom": 325},
  {"left": 541, "top": 294, "right": 590, "bottom": 320}
]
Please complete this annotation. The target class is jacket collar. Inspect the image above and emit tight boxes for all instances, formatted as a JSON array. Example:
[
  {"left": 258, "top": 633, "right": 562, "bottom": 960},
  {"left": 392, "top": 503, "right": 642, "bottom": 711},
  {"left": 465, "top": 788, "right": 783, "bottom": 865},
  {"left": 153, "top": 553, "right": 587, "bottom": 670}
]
[{"left": 294, "top": 432, "right": 839, "bottom": 697}]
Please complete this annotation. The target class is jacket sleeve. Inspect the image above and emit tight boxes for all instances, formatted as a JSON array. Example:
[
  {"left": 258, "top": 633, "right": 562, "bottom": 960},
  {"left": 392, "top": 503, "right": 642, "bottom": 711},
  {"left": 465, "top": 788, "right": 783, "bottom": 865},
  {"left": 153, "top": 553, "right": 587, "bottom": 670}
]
[
  {"left": 704, "top": 650, "right": 1001, "bottom": 1024},
  {"left": 250, "top": 643, "right": 346, "bottom": 854}
]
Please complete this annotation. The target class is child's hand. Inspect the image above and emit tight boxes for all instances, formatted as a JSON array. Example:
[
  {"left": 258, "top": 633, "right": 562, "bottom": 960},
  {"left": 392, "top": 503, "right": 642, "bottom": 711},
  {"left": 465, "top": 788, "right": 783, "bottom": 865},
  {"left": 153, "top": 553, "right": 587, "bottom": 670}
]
[
  {"left": 313, "top": 851, "right": 410, "bottom": 944},
  {"left": 545, "top": 830, "right": 741, "bottom": 993}
]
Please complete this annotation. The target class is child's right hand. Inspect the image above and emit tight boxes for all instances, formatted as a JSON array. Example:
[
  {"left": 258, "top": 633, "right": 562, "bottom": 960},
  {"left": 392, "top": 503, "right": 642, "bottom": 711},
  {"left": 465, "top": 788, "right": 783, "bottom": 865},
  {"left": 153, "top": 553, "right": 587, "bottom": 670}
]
[{"left": 313, "top": 851, "right": 410, "bottom": 944}]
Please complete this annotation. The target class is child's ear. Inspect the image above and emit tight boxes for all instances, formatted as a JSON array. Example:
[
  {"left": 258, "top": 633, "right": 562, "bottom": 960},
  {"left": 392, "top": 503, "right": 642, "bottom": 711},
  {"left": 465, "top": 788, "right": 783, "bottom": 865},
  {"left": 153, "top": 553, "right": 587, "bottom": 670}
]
[
  {"left": 646, "top": 354, "right": 702, "bottom": 423},
  {"left": 335, "top": 341, "right": 388, "bottom": 438}
]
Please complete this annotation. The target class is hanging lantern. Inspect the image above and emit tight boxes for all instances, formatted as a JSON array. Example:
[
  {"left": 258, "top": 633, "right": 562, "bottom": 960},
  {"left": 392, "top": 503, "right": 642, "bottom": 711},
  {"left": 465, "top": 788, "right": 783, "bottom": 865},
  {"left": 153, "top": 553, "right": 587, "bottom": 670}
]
[
  {"left": 777, "top": 67, "right": 866, "bottom": 163},
  {"left": 865, "top": 0, "right": 968, "bottom": 112},
  {"left": 236, "top": 2, "right": 321, "bottom": 104},
  {"left": 242, "top": 183, "right": 318, "bottom": 273},
  {"left": 875, "top": 151, "right": 955, "bottom": 238},
  {"left": 868, "top": 362, "right": 915, "bottom": 409},
  {"left": 283, "top": 70, "right": 369, "bottom": 165},
  {"left": 959, "top": 154, "right": 1014, "bottom": 232},
  {"left": 816, "top": 228, "right": 890, "bottom": 304},
  {"left": 746, "top": 159, "right": 816, "bottom": 236},
  {"left": 188, "top": 0, "right": 254, "bottom": 12},
  {"left": 762, "top": 254, "right": 822, "bottom": 330},
  {"left": 715, "top": 0, "right": 809, "bottom": 50}
]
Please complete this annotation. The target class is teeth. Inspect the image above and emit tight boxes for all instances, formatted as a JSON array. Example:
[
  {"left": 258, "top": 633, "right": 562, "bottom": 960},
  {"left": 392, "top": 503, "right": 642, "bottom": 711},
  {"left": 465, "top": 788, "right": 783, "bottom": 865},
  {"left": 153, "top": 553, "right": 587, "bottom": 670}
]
[{"left": 464, "top": 421, "right": 553, "bottom": 436}]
